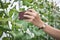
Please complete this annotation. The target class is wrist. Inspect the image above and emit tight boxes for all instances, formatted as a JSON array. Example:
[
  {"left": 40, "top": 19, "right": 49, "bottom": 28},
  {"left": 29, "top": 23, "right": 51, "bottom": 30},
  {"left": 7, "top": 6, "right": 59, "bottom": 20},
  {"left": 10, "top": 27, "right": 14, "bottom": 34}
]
[
  {"left": 38, "top": 20, "right": 46, "bottom": 29},
  {"left": 38, "top": 20, "right": 44, "bottom": 28}
]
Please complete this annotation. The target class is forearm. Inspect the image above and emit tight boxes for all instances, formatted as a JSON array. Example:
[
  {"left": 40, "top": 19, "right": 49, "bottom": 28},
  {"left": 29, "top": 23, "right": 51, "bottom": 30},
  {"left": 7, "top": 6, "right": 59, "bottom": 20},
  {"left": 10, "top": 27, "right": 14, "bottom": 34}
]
[
  {"left": 23, "top": 9, "right": 60, "bottom": 40},
  {"left": 44, "top": 25, "right": 60, "bottom": 39},
  {"left": 42, "top": 24, "right": 60, "bottom": 39}
]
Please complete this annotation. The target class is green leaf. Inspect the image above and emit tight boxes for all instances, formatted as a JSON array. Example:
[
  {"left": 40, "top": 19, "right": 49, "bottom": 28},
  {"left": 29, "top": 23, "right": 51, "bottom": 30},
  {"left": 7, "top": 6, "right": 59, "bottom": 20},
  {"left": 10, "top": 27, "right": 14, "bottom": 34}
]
[
  {"left": 0, "top": 30, "right": 3, "bottom": 37},
  {"left": 2, "top": 37, "right": 12, "bottom": 40},
  {"left": 23, "top": 0, "right": 33, "bottom": 3},
  {"left": 23, "top": 1, "right": 32, "bottom": 7}
]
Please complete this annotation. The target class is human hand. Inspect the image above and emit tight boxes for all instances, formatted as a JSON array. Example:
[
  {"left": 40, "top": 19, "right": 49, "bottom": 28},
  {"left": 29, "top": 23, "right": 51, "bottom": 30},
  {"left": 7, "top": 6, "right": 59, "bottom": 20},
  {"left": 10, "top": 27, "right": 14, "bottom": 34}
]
[{"left": 23, "top": 9, "right": 44, "bottom": 28}]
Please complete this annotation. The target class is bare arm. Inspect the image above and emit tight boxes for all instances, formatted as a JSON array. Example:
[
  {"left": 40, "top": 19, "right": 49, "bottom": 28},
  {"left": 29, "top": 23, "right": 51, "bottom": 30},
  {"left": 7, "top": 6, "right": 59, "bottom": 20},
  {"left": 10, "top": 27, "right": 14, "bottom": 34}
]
[
  {"left": 38, "top": 21, "right": 60, "bottom": 39},
  {"left": 23, "top": 9, "right": 60, "bottom": 40},
  {"left": 43, "top": 24, "right": 60, "bottom": 39}
]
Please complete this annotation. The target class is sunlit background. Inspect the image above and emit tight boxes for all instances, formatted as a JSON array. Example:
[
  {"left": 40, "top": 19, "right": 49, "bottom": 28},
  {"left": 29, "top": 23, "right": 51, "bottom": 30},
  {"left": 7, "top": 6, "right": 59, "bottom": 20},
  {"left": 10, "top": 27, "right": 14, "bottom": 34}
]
[{"left": 50, "top": 0, "right": 60, "bottom": 7}]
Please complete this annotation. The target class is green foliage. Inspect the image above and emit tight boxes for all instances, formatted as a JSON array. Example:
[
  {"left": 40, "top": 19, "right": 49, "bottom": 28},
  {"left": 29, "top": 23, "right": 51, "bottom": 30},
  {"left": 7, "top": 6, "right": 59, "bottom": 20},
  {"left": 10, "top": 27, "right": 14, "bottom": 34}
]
[{"left": 0, "top": 0, "right": 60, "bottom": 40}]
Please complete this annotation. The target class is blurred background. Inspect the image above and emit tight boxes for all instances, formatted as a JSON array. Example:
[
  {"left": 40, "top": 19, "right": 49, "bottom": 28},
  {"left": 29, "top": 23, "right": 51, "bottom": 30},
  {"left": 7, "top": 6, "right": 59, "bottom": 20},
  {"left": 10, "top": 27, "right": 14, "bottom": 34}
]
[{"left": 0, "top": 0, "right": 60, "bottom": 40}]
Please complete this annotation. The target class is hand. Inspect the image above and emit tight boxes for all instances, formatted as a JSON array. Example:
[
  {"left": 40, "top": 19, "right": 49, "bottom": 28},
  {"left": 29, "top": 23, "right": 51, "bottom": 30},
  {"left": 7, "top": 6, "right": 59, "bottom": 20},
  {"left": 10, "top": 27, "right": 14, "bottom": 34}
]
[{"left": 24, "top": 9, "right": 44, "bottom": 28}]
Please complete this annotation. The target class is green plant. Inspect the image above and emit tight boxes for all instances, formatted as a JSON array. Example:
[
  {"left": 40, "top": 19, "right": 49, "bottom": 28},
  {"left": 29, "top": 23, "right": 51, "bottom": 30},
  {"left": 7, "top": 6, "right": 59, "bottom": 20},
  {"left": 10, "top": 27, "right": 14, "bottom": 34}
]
[{"left": 0, "top": 0, "right": 60, "bottom": 40}]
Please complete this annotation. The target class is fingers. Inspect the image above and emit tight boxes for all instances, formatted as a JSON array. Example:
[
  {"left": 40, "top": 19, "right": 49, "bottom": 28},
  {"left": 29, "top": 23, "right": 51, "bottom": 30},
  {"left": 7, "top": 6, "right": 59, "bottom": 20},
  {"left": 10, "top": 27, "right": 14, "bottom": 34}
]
[
  {"left": 23, "top": 9, "right": 39, "bottom": 22},
  {"left": 25, "top": 11, "right": 36, "bottom": 16},
  {"left": 24, "top": 12, "right": 33, "bottom": 16},
  {"left": 23, "top": 15, "right": 34, "bottom": 19}
]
